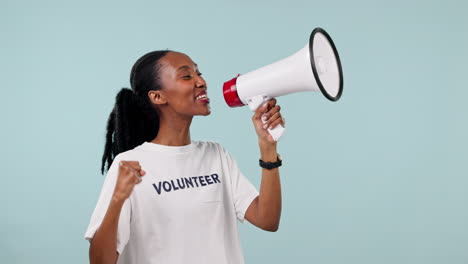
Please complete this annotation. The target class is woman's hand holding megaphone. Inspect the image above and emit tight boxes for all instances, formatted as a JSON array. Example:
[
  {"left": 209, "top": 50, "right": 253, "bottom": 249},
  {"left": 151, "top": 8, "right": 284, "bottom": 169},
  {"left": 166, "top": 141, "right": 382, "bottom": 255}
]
[{"left": 252, "top": 98, "right": 286, "bottom": 144}]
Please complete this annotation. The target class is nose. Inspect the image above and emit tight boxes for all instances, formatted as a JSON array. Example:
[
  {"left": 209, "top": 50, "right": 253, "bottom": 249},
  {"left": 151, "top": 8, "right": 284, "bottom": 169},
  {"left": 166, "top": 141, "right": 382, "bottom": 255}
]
[{"left": 195, "top": 75, "right": 207, "bottom": 89}]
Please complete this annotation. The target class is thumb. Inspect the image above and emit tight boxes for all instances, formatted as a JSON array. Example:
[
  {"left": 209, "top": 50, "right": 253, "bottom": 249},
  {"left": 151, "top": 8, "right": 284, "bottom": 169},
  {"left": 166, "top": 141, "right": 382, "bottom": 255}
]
[{"left": 253, "top": 102, "right": 269, "bottom": 121}]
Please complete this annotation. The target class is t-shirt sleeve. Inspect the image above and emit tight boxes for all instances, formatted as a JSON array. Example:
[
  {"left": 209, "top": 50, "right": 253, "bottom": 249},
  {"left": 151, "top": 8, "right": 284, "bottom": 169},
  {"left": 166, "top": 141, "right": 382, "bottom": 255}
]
[
  {"left": 84, "top": 154, "right": 131, "bottom": 254},
  {"left": 220, "top": 144, "right": 260, "bottom": 223}
]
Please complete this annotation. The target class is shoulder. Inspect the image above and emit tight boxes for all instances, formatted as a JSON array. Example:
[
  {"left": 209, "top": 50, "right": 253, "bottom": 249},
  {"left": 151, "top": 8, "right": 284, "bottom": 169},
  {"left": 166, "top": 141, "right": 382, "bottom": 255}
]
[
  {"left": 193, "top": 140, "right": 238, "bottom": 163},
  {"left": 193, "top": 140, "right": 222, "bottom": 151},
  {"left": 193, "top": 140, "right": 230, "bottom": 156},
  {"left": 113, "top": 145, "right": 146, "bottom": 162}
]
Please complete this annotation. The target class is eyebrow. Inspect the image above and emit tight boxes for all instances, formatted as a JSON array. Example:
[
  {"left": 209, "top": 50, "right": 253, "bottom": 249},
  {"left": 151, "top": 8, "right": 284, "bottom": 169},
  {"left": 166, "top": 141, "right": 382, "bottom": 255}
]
[{"left": 177, "top": 64, "right": 199, "bottom": 72}]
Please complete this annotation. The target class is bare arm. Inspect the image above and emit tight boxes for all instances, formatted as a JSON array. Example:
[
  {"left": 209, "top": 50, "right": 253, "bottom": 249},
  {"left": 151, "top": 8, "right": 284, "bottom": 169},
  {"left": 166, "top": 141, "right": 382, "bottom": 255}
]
[
  {"left": 89, "top": 197, "right": 123, "bottom": 264},
  {"left": 245, "top": 142, "right": 282, "bottom": 231},
  {"left": 89, "top": 161, "right": 146, "bottom": 264},
  {"left": 244, "top": 99, "right": 284, "bottom": 232}
]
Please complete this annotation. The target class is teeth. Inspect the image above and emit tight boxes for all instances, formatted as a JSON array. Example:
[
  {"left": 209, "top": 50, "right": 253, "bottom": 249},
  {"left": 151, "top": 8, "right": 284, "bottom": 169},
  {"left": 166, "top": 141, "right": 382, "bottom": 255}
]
[{"left": 196, "top": 94, "right": 208, "bottom": 100}]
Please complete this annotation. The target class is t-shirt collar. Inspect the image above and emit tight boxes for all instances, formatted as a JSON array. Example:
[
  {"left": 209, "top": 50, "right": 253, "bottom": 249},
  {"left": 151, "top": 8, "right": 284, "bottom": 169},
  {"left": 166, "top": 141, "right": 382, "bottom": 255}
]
[{"left": 139, "top": 141, "right": 196, "bottom": 154}]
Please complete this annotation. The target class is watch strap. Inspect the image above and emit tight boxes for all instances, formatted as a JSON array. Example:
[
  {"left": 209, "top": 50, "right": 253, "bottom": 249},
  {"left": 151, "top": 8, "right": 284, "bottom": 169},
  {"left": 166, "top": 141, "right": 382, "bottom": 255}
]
[{"left": 259, "top": 155, "right": 282, "bottom": 169}]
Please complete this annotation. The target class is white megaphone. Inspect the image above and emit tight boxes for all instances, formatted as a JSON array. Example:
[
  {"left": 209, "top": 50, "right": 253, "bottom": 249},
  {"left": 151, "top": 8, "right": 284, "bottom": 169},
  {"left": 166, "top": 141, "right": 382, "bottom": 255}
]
[{"left": 223, "top": 27, "right": 343, "bottom": 141}]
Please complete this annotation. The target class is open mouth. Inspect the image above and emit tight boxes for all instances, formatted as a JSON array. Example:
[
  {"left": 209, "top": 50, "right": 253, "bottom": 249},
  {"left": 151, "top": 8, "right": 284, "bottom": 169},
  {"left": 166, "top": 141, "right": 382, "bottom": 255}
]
[
  {"left": 195, "top": 94, "right": 208, "bottom": 100},
  {"left": 195, "top": 92, "right": 210, "bottom": 103}
]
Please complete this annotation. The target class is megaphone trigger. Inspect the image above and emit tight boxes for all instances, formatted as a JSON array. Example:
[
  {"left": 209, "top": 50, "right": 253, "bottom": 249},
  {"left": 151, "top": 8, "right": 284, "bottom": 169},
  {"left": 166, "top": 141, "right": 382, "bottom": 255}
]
[{"left": 246, "top": 94, "right": 271, "bottom": 112}]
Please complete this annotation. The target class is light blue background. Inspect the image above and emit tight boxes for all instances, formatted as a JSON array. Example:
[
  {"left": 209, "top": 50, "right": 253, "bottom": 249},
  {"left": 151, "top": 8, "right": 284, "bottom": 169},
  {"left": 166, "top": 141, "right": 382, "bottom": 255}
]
[{"left": 1, "top": 0, "right": 467, "bottom": 263}]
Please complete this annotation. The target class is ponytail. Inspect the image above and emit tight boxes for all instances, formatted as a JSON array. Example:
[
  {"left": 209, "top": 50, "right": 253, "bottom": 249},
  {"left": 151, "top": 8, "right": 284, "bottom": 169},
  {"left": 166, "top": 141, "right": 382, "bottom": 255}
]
[{"left": 100, "top": 50, "right": 172, "bottom": 174}]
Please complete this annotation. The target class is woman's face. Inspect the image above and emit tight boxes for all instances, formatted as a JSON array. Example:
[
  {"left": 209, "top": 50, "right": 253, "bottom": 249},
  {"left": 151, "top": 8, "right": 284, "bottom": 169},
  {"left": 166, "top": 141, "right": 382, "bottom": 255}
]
[{"left": 154, "top": 52, "right": 211, "bottom": 117}]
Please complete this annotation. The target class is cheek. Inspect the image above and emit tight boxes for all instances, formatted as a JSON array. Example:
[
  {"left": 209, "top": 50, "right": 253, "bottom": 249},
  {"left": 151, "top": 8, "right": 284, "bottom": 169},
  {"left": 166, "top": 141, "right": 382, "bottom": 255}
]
[
  {"left": 160, "top": 75, "right": 193, "bottom": 102},
  {"left": 167, "top": 86, "right": 194, "bottom": 109},
  {"left": 179, "top": 88, "right": 195, "bottom": 104}
]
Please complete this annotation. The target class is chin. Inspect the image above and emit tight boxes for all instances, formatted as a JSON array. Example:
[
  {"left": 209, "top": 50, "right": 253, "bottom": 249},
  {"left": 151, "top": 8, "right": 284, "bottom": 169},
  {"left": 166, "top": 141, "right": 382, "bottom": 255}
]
[
  {"left": 193, "top": 110, "right": 211, "bottom": 116},
  {"left": 201, "top": 105, "right": 211, "bottom": 116}
]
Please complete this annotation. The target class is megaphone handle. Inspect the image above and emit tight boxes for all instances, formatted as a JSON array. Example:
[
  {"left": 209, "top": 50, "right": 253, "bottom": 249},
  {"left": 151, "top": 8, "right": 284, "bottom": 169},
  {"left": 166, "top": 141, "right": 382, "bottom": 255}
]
[
  {"left": 265, "top": 121, "right": 285, "bottom": 142},
  {"left": 246, "top": 95, "right": 286, "bottom": 141}
]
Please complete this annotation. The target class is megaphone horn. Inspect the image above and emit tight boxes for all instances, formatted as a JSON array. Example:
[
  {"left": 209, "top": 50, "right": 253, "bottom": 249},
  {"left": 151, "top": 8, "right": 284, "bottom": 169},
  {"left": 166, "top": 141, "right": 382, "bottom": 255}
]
[{"left": 223, "top": 27, "right": 343, "bottom": 141}]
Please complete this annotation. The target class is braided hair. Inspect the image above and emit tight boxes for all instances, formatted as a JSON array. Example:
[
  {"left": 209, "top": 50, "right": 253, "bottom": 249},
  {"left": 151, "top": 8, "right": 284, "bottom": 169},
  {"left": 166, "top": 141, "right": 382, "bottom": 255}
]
[{"left": 101, "top": 50, "right": 173, "bottom": 175}]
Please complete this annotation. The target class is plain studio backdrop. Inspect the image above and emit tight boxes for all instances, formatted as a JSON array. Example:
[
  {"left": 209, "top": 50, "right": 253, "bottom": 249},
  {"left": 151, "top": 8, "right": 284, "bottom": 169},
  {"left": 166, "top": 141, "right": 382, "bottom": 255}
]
[{"left": 1, "top": 0, "right": 467, "bottom": 263}]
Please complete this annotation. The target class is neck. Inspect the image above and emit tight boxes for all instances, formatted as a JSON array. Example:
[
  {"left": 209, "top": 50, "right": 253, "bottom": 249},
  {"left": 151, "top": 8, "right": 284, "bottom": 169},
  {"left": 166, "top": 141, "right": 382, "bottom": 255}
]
[{"left": 151, "top": 112, "right": 193, "bottom": 146}]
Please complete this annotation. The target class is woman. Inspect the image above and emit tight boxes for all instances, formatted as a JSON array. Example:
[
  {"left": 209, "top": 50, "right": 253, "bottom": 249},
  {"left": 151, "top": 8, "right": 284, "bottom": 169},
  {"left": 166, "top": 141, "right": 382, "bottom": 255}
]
[{"left": 84, "top": 50, "right": 284, "bottom": 264}]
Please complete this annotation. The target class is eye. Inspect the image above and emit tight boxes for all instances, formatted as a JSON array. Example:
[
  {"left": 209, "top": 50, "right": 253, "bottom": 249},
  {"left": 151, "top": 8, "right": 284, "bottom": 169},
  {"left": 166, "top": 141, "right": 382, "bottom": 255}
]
[
  {"left": 182, "top": 74, "right": 192, "bottom": 80},
  {"left": 197, "top": 72, "right": 203, "bottom": 76}
]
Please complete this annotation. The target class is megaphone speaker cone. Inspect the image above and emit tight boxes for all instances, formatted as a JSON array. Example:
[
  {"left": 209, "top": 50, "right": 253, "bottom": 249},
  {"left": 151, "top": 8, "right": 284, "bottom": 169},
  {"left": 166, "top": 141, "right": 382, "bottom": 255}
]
[{"left": 309, "top": 27, "right": 344, "bottom": 101}]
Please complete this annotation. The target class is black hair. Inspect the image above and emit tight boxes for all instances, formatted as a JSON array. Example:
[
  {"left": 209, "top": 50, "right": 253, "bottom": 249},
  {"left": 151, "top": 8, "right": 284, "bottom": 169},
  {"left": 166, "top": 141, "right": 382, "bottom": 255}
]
[{"left": 100, "top": 50, "right": 173, "bottom": 175}]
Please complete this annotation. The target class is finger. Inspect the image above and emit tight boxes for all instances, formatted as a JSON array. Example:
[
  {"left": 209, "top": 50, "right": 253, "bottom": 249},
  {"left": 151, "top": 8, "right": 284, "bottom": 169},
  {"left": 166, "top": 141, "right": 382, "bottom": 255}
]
[
  {"left": 119, "top": 160, "right": 141, "bottom": 171},
  {"left": 263, "top": 99, "right": 276, "bottom": 114},
  {"left": 125, "top": 161, "right": 142, "bottom": 170},
  {"left": 119, "top": 161, "right": 129, "bottom": 171},
  {"left": 263, "top": 105, "right": 281, "bottom": 121},
  {"left": 268, "top": 117, "right": 284, "bottom": 130},
  {"left": 135, "top": 175, "right": 143, "bottom": 184},
  {"left": 133, "top": 176, "right": 142, "bottom": 184},
  {"left": 263, "top": 109, "right": 281, "bottom": 127},
  {"left": 125, "top": 161, "right": 141, "bottom": 166},
  {"left": 261, "top": 99, "right": 277, "bottom": 114},
  {"left": 129, "top": 166, "right": 144, "bottom": 177},
  {"left": 267, "top": 98, "right": 277, "bottom": 109},
  {"left": 130, "top": 165, "right": 145, "bottom": 176},
  {"left": 132, "top": 169, "right": 143, "bottom": 183},
  {"left": 267, "top": 104, "right": 281, "bottom": 115}
]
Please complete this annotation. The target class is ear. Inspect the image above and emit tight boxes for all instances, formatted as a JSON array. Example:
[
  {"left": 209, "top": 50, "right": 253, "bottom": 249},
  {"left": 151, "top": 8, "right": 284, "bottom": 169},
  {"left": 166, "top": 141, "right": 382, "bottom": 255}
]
[{"left": 148, "top": 90, "right": 167, "bottom": 105}]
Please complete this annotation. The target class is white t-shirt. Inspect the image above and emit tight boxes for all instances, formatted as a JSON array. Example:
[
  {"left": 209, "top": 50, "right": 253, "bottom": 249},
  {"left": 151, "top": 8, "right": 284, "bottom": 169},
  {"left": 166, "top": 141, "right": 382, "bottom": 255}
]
[{"left": 84, "top": 140, "right": 259, "bottom": 264}]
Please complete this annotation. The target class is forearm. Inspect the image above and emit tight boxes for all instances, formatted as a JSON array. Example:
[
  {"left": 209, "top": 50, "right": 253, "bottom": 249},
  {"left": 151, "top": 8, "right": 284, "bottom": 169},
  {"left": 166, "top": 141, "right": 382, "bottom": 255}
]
[
  {"left": 257, "top": 141, "right": 282, "bottom": 231},
  {"left": 89, "top": 196, "right": 124, "bottom": 264}
]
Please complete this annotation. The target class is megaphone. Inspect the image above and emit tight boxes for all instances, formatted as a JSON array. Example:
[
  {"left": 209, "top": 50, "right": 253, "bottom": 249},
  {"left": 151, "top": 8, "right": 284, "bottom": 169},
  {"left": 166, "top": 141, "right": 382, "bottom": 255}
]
[{"left": 223, "top": 27, "right": 343, "bottom": 141}]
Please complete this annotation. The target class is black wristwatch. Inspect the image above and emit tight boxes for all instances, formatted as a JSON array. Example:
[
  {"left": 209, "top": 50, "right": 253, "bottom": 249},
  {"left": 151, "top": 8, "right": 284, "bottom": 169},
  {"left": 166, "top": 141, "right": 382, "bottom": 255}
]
[{"left": 259, "top": 154, "right": 282, "bottom": 170}]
